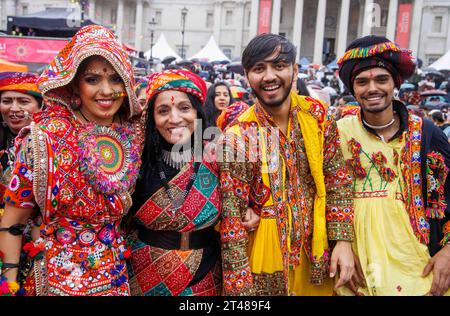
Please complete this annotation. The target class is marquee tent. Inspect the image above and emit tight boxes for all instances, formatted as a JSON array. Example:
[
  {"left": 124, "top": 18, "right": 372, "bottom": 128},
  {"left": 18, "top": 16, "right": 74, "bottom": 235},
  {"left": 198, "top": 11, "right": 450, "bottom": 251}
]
[
  {"left": 144, "top": 33, "right": 181, "bottom": 62},
  {"left": 189, "top": 36, "right": 230, "bottom": 62},
  {"left": 7, "top": 7, "right": 97, "bottom": 38},
  {"left": 429, "top": 49, "right": 450, "bottom": 71}
]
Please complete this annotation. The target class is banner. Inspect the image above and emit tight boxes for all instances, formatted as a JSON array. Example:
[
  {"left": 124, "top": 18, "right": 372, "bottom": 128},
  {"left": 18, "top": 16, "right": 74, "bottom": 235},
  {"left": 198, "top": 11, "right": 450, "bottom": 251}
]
[
  {"left": 0, "top": 36, "right": 68, "bottom": 64},
  {"left": 258, "top": 0, "right": 272, "bottom": 35},
  {"left": 395, "top": 3, "right": 413, "bottom": 48}
]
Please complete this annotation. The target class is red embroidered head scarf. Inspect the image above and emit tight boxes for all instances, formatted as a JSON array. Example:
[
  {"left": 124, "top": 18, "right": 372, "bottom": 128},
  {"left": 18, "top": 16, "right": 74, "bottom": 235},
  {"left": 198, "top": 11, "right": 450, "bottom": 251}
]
[
  {"left": 145, "top": 69, "right": 207, "bottom": 107},
  {"left": 38, "top": 25, "right": 140, "bottom": 118}
]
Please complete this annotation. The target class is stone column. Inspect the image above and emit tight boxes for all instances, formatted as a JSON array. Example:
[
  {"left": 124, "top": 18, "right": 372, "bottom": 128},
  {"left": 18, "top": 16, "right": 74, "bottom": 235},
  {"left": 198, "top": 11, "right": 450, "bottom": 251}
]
[
  {"left": 336, "top": 0, "right": 350, "bottom": 59},
  {"left": 134, "top": 0, "right": 144, "bottom": 51},
  {"left": 249, "top": 0, "right": 259, "bottom": 38},
  {"left": 313, "top": 0, "right": 327, "bottom": 64},
  {"left": 292, "top": 0, "right": 304, "bottom": 61},
  {"left": 446, "top": 7, "right": 450, "bottom": 52},
  {"left": 271, "top": 0, "right": 281, "bottom": 34},
  {"left": 89, "top": 0, "right": 96, "bottom": 20},
  {"left": 214, "top": 1, "right": 222, "bottom": 41},
  {"left": 409, "top": 0, "right": 423, "bottom": 58},
  {"left": 235, "top": 1, "right": 245, "bottom": 57},
  {"left": 386, "top": 0, "right": 398, "bottom": 41},
  {"left": 116, "top": 0, "right": 125, "bottom": 42},
  {"left": 361, "top": 0, "right": 373, "bottom": 36}
]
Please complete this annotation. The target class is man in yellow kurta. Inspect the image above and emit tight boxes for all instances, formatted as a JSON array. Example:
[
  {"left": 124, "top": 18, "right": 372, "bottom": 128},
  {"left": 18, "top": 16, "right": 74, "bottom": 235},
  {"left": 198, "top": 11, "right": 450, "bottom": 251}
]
[
  {"left": 336, "top": 35, "right": 450, "bottom": 296},
  {"left": 218, "top": 34, "right": 355, "bottom": 296}
]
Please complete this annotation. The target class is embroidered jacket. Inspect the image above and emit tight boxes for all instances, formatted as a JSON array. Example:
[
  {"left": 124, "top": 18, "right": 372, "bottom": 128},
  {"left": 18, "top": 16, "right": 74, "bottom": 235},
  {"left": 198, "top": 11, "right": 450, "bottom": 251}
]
[
  {"left": 218, "top": 92, "right": 354, "bottom": 296},
  {"left": 343, "top": 101, "right": 450, "bottom": 254}
]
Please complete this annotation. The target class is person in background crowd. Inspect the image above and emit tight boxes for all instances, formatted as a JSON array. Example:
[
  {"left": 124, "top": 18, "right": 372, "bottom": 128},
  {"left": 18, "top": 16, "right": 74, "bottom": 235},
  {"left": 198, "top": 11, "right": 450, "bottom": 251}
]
[
  {"left": 337, "top": 35, "right": 450, "bottom": 296},
  {"left": 296, "top": 77, "right": 310, "bottom": 96},
  {"left": 204, "top": 81, "right": 234, "bottom": 127},
  {"left": 0, "top": 25, "right": 143, "bottom": 296},
  {"left": 429, "top": 110, "right": 450, "bottom": 140},
  {"left": 216, "top": 101, "right": 249, "bottom": 132},
  {"left": 27, "top": 28, "right": 36, "bottom": 37},
  {"left": 335, "top": 95, "right": 359, "bottom": 120},
  {"left": 135, "top": 76, "right": 149, "bottom": 109},
  {"left": 12, "top": 26, "right": 22, "bottom": 36}
]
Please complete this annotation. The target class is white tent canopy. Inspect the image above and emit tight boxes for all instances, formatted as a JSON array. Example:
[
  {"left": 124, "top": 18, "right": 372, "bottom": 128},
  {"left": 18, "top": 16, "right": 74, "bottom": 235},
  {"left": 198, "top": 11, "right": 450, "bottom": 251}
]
[
  {"left": 429, "top": 49, "right": 450, "bottom": 70},
  {"left": 189, "top": 35, "right": 230, "bottom": 62},
  {"left": 144, "top": 33, "right": 182, "bottom": 62}
]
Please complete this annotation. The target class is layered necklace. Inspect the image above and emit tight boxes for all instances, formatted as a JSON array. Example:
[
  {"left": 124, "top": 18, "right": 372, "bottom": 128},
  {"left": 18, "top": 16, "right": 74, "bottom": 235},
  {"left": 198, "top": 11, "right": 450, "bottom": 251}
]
[{"left": 161, "top": 148, "right": 193, "bottom": 170}]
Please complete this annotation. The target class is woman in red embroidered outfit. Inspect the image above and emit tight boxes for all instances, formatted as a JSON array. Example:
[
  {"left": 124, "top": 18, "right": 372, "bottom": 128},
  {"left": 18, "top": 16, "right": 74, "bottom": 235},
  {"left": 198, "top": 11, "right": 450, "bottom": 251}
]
[
  {"left": 126, "top": 69, "right": 224, "bottom": 296},
  {"left": 0, "top": 25, "right": 143, "bottom": 296}
]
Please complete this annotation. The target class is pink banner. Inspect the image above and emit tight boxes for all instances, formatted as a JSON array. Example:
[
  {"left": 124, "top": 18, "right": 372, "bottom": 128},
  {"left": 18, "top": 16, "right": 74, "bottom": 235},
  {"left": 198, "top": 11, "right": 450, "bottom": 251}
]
[
  {"left": 258, "top": 0, "right": 272, "bottom": 35},
  {"left": 395, "top": 3, "right": 413, "bottom": 49},
  {"left": 0, "top": 36, "right": 67, "bottom": 64}
]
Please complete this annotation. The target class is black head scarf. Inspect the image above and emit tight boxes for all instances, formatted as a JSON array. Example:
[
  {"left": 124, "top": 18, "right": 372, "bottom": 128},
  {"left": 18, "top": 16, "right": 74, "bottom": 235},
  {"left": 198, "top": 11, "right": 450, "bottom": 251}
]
[{"left": 338, "top": 35, "right": 416, "bottom": 94}]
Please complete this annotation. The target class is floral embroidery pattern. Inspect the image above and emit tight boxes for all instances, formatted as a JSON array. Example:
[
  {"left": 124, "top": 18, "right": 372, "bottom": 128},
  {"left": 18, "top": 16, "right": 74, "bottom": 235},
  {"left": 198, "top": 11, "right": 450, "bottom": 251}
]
[
  {"left": 346, "top": 138, "right": 367, "bottom": 180},
  {"left": 346, "top": 139, "right": 397, "bottom": 189},
  {"left": 425, "top": 151, "right": 448, "bottom": 220},
  {"left": 372, "top": 152, "right": 397, "bottom": 183}
]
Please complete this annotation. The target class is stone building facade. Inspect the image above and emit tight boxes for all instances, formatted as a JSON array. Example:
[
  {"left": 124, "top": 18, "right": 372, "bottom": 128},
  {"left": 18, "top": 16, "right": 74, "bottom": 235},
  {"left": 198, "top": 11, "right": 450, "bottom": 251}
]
[{"left": 0, "top": 0, "right": 449, "bottom": 65}]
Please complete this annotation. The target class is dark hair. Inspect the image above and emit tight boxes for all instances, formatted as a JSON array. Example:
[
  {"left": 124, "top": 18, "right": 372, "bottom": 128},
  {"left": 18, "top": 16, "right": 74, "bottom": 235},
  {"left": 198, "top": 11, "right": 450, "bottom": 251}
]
[
  {"left": 242, "top": 34, "right": 297, "bottom": 72},
  {"left": 296, "top": 78, "right": 310, "bottom": 96},
  {"left": 140, "top": 93, "right": 208, "bottom": 182},
  {"left": 431, "top": 110, "right": 445, "bottom": 124},
  {"left": 204, "top": 81, "right": 234, "bottom": 127},
  {"left": 341, "top": 95, "right": 357, "bottom": 103}
]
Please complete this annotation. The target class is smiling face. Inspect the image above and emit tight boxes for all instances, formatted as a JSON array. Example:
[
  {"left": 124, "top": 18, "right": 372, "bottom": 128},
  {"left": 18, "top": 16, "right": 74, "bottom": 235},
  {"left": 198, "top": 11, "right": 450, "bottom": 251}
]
[
  {"left": 0, "top": 91, "right": 40, "bottom": 134},
  {"left": 153, "top": 90, "right": 197, "bottom": 145},
  {"left": 74, "top": 57, "right": 126, "bottom": 125},
  {"left": 353, "top": 67, "right": 395, "bottom": 114},
  {"left": 214, "top": 85, "right": 231, "bottom": 111},
  {"left": 246, "top": 48, "right": 297, "bottom": 109}
]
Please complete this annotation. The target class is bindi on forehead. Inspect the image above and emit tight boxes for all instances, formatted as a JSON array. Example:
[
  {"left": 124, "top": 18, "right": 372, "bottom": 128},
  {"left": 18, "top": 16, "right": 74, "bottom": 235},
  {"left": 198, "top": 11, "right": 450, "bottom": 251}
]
[{"left": 171, "top": 95, "right": 175, "bottom": 105}]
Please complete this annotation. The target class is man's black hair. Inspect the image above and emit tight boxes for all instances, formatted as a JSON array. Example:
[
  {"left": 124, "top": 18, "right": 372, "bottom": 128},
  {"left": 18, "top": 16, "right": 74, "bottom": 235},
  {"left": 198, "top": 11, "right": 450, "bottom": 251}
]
[
  {"left": 341, "top": 95, "right": 357, "bottom": 103},
  {"left": 242, "top": 33, "right": 297, "bottom": 72}
]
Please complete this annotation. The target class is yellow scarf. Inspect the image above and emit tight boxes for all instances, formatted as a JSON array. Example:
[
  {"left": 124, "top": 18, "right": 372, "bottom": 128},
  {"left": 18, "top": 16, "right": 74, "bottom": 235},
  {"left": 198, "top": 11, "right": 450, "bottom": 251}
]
[{"left": 291, "top": 93, "right": 328, "bottom": 261}]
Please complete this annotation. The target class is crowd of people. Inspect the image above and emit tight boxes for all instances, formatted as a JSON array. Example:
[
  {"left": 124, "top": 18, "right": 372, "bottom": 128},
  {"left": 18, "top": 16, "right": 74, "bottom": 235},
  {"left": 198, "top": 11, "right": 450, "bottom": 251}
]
[{"left": 0, "top": 24, "right": 449, "bottom": 297}]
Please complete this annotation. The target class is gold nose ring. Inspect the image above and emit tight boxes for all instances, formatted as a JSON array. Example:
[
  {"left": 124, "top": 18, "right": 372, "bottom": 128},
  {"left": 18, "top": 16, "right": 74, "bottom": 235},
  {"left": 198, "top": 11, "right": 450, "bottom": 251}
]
[{"left": 112, "top": 91, "right": 126, "bottom": 99}]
